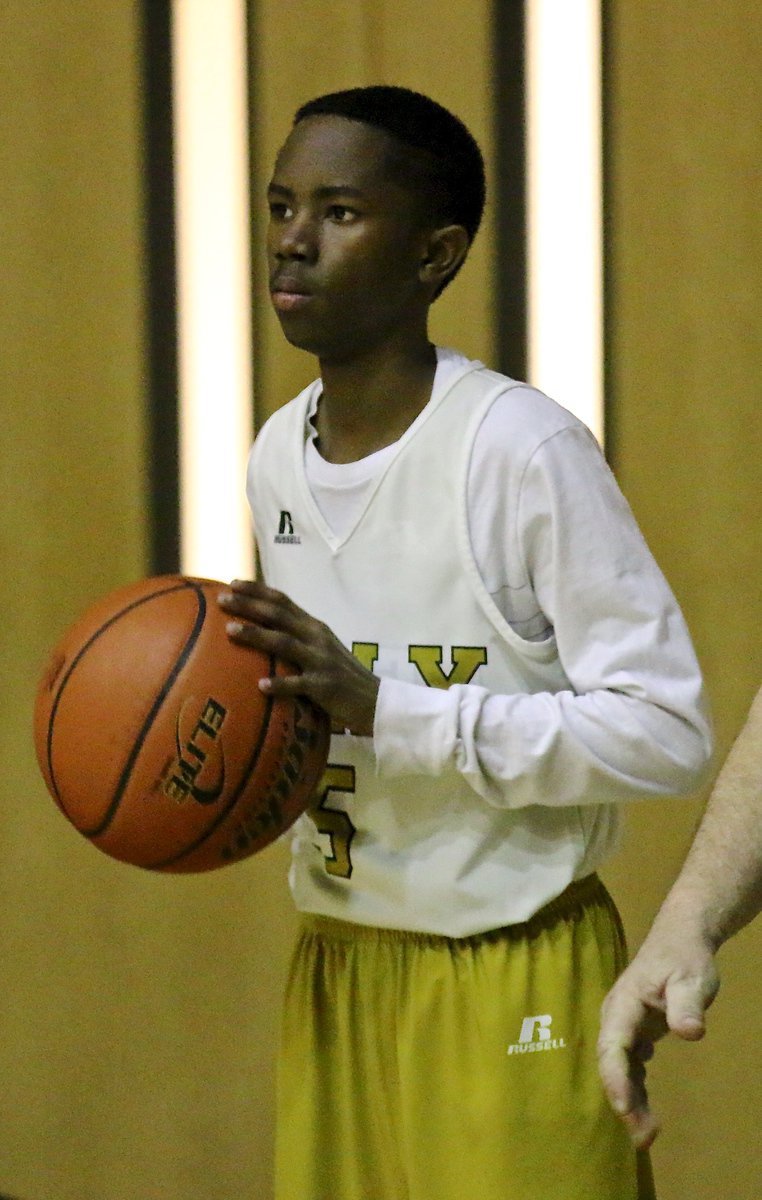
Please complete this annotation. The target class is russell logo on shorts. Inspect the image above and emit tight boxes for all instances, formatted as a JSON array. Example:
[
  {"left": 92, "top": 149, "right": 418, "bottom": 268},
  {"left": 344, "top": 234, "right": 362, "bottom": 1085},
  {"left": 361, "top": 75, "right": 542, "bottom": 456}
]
[{"left": 507, "top": 1014, "right": 566, "bottom": 1056}]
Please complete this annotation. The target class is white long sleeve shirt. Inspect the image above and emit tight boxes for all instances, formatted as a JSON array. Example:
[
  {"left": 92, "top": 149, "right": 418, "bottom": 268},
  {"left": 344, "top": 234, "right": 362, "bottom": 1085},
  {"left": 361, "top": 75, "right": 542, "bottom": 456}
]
[{"left": 249, "top": 350, "right": 713, "bottom": 934}]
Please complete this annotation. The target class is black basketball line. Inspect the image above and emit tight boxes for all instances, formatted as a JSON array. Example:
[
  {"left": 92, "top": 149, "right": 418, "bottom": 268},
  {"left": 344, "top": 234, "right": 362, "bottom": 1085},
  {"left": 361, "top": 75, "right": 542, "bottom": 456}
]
[
  {"left": 84, "top": 582, "right": 209, "bottom": 837},
  {"left": 47, "top": 577, "right": 194, "bottom": 809},
  {"left": 46, "top": 578, "right": 206, "bottom": 834},
  {"left": 145, "top": 655, "right": 279, "bottom": 870}
]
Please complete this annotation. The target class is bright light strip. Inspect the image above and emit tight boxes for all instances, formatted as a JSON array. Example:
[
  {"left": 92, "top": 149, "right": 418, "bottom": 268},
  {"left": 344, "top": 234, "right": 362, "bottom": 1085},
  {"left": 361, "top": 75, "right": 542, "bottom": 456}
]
[
  {"left": 526, "top": 0, "right": 604, "bottom": 442},
  {"left": 172, "top": 0, "right": 254, "bottom": 580}
]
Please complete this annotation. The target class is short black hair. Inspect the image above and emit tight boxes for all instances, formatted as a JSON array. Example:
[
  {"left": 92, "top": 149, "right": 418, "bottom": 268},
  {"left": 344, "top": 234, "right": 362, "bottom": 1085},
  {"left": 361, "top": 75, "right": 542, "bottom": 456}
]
[{"left": 294, "top": 86, "right": 486, "bottom": 288}]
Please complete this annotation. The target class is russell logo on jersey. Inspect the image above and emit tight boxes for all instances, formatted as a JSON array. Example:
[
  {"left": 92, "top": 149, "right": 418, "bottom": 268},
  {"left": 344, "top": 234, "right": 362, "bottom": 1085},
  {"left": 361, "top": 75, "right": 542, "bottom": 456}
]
[{"left": 274, "top": 510, "right": 301, "bottom": 544}]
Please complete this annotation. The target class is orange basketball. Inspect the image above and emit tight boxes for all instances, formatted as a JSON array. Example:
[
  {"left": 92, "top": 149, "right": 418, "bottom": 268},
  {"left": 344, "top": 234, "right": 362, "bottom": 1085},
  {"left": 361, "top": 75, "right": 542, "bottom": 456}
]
[{"left": 33, "top": 575, "right": 330, "bottom": 872}]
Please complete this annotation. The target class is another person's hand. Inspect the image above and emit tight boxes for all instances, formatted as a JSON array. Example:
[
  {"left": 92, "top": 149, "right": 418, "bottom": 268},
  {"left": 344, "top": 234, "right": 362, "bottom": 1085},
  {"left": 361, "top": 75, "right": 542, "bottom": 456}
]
[
  {"left": 597, "top": 916, "right": 720, "bottom": 1149},
  {"left": 218, "top": 579, "right": 380, "bottom": 736}
]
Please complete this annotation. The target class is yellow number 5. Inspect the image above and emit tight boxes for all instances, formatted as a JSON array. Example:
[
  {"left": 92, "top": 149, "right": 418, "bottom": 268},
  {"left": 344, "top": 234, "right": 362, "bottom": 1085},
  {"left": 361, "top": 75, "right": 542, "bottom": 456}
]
[{"left": 311, "top": 764, "right": 356, "bottom": 879}]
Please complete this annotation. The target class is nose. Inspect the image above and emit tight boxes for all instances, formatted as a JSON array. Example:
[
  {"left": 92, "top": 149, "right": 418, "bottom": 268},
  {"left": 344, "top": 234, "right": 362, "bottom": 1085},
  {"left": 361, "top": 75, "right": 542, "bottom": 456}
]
[{"left": 274, "top": 211, "right": 318, "bottom": 263}]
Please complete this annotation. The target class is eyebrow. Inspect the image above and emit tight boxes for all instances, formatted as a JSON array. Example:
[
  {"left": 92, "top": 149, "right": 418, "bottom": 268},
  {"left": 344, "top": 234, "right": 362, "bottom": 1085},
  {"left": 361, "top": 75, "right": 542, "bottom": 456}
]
[{"left": 267, "top": 182, "right": 367, "bottom": 201}]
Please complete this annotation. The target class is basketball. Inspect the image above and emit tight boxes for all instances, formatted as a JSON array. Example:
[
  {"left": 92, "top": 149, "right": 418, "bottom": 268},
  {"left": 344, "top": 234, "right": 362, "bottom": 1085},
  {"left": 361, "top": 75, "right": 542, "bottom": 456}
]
[{"left": 33, "top": 575, "right": 330, "bottom": 872}]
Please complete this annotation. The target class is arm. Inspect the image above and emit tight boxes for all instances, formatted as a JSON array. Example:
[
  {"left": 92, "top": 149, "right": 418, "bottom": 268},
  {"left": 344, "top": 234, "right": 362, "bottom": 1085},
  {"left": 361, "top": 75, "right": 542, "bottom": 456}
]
[
  {"left": 597, "top": 683, "right": 762, "bottom": 1148},
  {"left": 226, "top": 413, "right": 712, "bottom": 809},
  {"left": 374, "top": 421, "right": 713, "bottom": 808}
]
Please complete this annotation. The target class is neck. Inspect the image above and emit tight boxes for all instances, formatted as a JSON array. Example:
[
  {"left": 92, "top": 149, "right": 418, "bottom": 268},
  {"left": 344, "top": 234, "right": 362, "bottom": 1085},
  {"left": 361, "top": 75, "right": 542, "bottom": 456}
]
[{"left": 316, "top": 334, "right": 437, "bottom": 464}]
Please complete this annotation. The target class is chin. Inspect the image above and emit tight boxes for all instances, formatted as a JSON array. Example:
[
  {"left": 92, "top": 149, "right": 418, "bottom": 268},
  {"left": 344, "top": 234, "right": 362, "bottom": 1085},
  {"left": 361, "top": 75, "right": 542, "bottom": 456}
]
[
  {"left": 274, "top": 316, "right": 319, "bottom": 354},
  {"left": 278, "top": 324, "right": 351, "bottom": 362},
  {"left": 280, "top": 329, "right": 327, "bottom": 357}
]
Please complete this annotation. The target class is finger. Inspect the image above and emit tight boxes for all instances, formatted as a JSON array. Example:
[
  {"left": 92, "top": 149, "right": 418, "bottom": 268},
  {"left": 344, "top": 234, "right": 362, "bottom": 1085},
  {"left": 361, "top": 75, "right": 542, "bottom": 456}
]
[
  {"left": 597, "top": 1037, "right": 636, "bottom": 1114},
  {"left": 221, "top": 585, "right": 311, "bottom": 639},
  {"left": 225, "top": 618, "right": 306, "bottom": 670},
  {"left": 599, "top": 985, "right": 669, "bottom": 1057},
  {"left": 219, "top": 582, "right": 283, "bottom": 619},
  {"left": 598, "top": 989, "right": 651, "bottom": 1058},
  {"left": 620, "top": 1047, "right": 660, "bottom": 1150},
  {"left": 621, "top": 1104, "right": 661, "bottom": 1152},
  {"left": 258, "top": 673, "right": 314, "bottom": 700},
  {"left": 229, "top": 578, "right": 268, "bottom": 596},
  {"left": 218, "top": 578, "right": 272, "bottom": 608},
  {"left": 664, "top": 975, "right": 717, "bottom": 1040},
  {"left": 229, "top": 578, "right": 300, "bottom": 609},
  {"left": 597, "top": 1025, "right": 650, "bottom": 1116},
  {"left": 597, "top": 1037, "right": 660, "bottom": 1149},
  {"left": 597, "top": 992, "right": 653, "bottom": 1103}
]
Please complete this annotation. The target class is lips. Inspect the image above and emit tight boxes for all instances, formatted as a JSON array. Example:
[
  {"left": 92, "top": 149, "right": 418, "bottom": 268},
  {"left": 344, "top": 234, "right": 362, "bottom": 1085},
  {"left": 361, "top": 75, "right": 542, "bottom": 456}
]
[
  {"left": 270, "top": 273, "right": 310, "bottom": 293},
  {"left": 271, "top": 291, "right": 312, "bottom": 313},
  {"left": 269, "top": 276, "right": 314, "bottom": 314}
]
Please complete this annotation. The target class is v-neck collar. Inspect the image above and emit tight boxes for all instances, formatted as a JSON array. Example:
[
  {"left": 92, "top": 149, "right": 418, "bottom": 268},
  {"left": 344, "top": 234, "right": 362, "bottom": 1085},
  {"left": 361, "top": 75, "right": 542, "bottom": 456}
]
[{"left": 293, "top": 360, "right": 482, "bottom": 553}]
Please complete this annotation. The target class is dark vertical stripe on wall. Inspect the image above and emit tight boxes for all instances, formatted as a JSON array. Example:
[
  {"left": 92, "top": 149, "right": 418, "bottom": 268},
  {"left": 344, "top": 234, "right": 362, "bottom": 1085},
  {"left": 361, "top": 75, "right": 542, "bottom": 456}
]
[
  {"left": 600, "top": 2, "right": 617, "bottom": 467},
  {"left": 493, "top": 0, "right": 527, "bottom": 380},
  {"left": 245, "top": 0, "right": 262, "bottom": 436},
  {"left": 140, "top": 0, "right": 180, "bottom": 574}
]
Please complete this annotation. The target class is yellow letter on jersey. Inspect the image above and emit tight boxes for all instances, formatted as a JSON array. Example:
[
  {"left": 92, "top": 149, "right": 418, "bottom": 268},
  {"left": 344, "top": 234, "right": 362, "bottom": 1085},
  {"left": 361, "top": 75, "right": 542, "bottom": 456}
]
[
  {"left": 408, "top": 645, "right": 487, "bottom": 689},
  {"left": 351, "top": 642, "right": 379, "bottom": 672}
]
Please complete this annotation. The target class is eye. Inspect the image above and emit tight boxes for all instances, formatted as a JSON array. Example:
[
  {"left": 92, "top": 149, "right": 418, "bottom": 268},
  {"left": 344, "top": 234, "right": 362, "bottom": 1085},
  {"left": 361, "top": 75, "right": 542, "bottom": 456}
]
[
  {"left": 268, "top": 200, "right": 292, "bottom": 221},
  {"left": 327, "top": 204, "right": 357, "bottom": 223}
]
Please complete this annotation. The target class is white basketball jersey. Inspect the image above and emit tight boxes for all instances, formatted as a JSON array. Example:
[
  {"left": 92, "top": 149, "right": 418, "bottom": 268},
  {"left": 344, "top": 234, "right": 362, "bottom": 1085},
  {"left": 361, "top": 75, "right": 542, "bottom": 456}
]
[{"left": 247, "top": 363, "right": 617, "bottom": 936}]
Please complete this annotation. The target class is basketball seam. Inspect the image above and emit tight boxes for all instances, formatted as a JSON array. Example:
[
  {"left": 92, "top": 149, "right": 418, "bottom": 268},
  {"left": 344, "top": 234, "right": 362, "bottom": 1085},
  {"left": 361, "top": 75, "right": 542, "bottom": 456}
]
[{"left": 47, "top": 579, "right": 205, "bottom": 836}]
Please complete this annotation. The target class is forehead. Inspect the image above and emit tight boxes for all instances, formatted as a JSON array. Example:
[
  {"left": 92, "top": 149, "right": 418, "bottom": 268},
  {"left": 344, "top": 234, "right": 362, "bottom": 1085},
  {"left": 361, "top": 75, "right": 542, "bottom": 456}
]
[{"left": 271, "top": 114, "right": 406, "bottom": 196}]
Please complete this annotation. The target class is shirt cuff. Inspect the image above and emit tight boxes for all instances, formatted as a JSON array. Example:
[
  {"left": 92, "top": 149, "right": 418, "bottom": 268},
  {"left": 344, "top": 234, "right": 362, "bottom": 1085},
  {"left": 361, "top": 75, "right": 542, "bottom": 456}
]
[{"left": 373, "top": 676, "right": 457, "bottom": 777}]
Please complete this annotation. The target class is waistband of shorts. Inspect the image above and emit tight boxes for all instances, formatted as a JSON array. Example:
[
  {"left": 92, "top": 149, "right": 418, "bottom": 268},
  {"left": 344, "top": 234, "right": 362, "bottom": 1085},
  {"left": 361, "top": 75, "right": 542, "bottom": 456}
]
[{"left": 297, "top": 873, "right": 612, "bottom": 947}]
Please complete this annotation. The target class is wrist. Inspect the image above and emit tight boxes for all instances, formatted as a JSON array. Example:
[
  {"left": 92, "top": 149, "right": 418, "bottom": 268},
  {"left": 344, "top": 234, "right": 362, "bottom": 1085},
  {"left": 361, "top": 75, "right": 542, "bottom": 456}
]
[
  {"left": 651, "top": 891, "right": 724, "bottom": 956},
  {"left": 345, "top": 673, "right": 380, "bottom": 738}
]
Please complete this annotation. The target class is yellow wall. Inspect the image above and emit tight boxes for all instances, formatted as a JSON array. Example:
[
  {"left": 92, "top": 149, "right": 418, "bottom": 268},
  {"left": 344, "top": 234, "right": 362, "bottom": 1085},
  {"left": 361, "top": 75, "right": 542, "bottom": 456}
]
[
  {"left": 601, "top": 4, "right": 762, "bottom": 1197},
  {"left": 1, "top": 2, "right": 760, "bottom": 1198}
]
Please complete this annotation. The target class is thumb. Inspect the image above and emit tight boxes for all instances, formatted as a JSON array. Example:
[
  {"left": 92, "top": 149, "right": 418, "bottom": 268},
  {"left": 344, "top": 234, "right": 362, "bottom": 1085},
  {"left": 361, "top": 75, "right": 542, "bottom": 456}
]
[{"left": 664, "top": 970, "right": 718, "bottom": 1040}]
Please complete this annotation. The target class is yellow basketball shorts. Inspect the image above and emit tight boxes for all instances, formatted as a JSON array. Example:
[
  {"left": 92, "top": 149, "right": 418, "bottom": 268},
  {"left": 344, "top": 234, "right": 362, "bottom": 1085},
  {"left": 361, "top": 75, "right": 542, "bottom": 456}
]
[{"left": 275, "top": 875, "right": 655, "bottom": 1200}]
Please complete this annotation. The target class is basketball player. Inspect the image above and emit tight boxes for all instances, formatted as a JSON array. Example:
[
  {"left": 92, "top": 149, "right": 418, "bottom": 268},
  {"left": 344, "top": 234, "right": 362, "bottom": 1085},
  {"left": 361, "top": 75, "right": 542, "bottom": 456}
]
[
  {"left": 598, "top": 682, "right": 762, "bottom": 1150},
  {"left": 218, "top": 86, "right": 713, "bottom": 1200}
]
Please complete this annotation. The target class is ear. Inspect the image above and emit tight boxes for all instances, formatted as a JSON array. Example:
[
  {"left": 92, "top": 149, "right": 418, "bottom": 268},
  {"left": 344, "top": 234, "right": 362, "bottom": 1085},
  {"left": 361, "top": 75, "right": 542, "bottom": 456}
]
[{"left": 418, "top": 224, "right": 471, "bottom": 292}]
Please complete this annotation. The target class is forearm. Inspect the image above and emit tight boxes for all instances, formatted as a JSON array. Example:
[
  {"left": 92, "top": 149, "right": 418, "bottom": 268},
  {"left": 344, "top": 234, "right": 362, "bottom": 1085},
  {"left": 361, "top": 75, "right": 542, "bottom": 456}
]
[
  {"left": 597, "top": 688, "right": 761, "bottom": 1148},
  {"left": 649, "top": 684, "right": 762, "bottom": 950},
  {"left": 374, "top": 675, "right": 713, "bottom": 809}
]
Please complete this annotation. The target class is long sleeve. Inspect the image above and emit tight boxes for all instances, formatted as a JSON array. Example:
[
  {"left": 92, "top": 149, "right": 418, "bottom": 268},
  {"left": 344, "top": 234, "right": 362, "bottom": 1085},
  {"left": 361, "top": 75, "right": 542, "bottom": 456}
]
[{"left": 373, "top": 395, "right": 714, "bottom": 808}]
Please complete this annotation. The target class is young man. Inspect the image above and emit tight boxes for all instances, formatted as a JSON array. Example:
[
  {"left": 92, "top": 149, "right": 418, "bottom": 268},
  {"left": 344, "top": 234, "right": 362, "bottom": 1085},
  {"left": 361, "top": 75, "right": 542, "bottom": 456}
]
[
  {"left": 218, "top": 86, "right": 713, "bottom": 1200},
  {"left": 598, "top": 682, "right": 762, "bottom": 1151}
]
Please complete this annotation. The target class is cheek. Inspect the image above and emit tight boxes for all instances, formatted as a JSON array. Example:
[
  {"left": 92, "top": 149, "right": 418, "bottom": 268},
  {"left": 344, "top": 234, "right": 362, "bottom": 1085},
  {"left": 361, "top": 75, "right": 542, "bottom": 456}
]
[
  {"left": 331, "top": 242, "right": 419, "bottom": 304},
  {"left": 330, "top": 223, "right": 415, "bottom": 276},
  {"left": 265, "top": 224, "right": 282, "bottom": 262}
]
